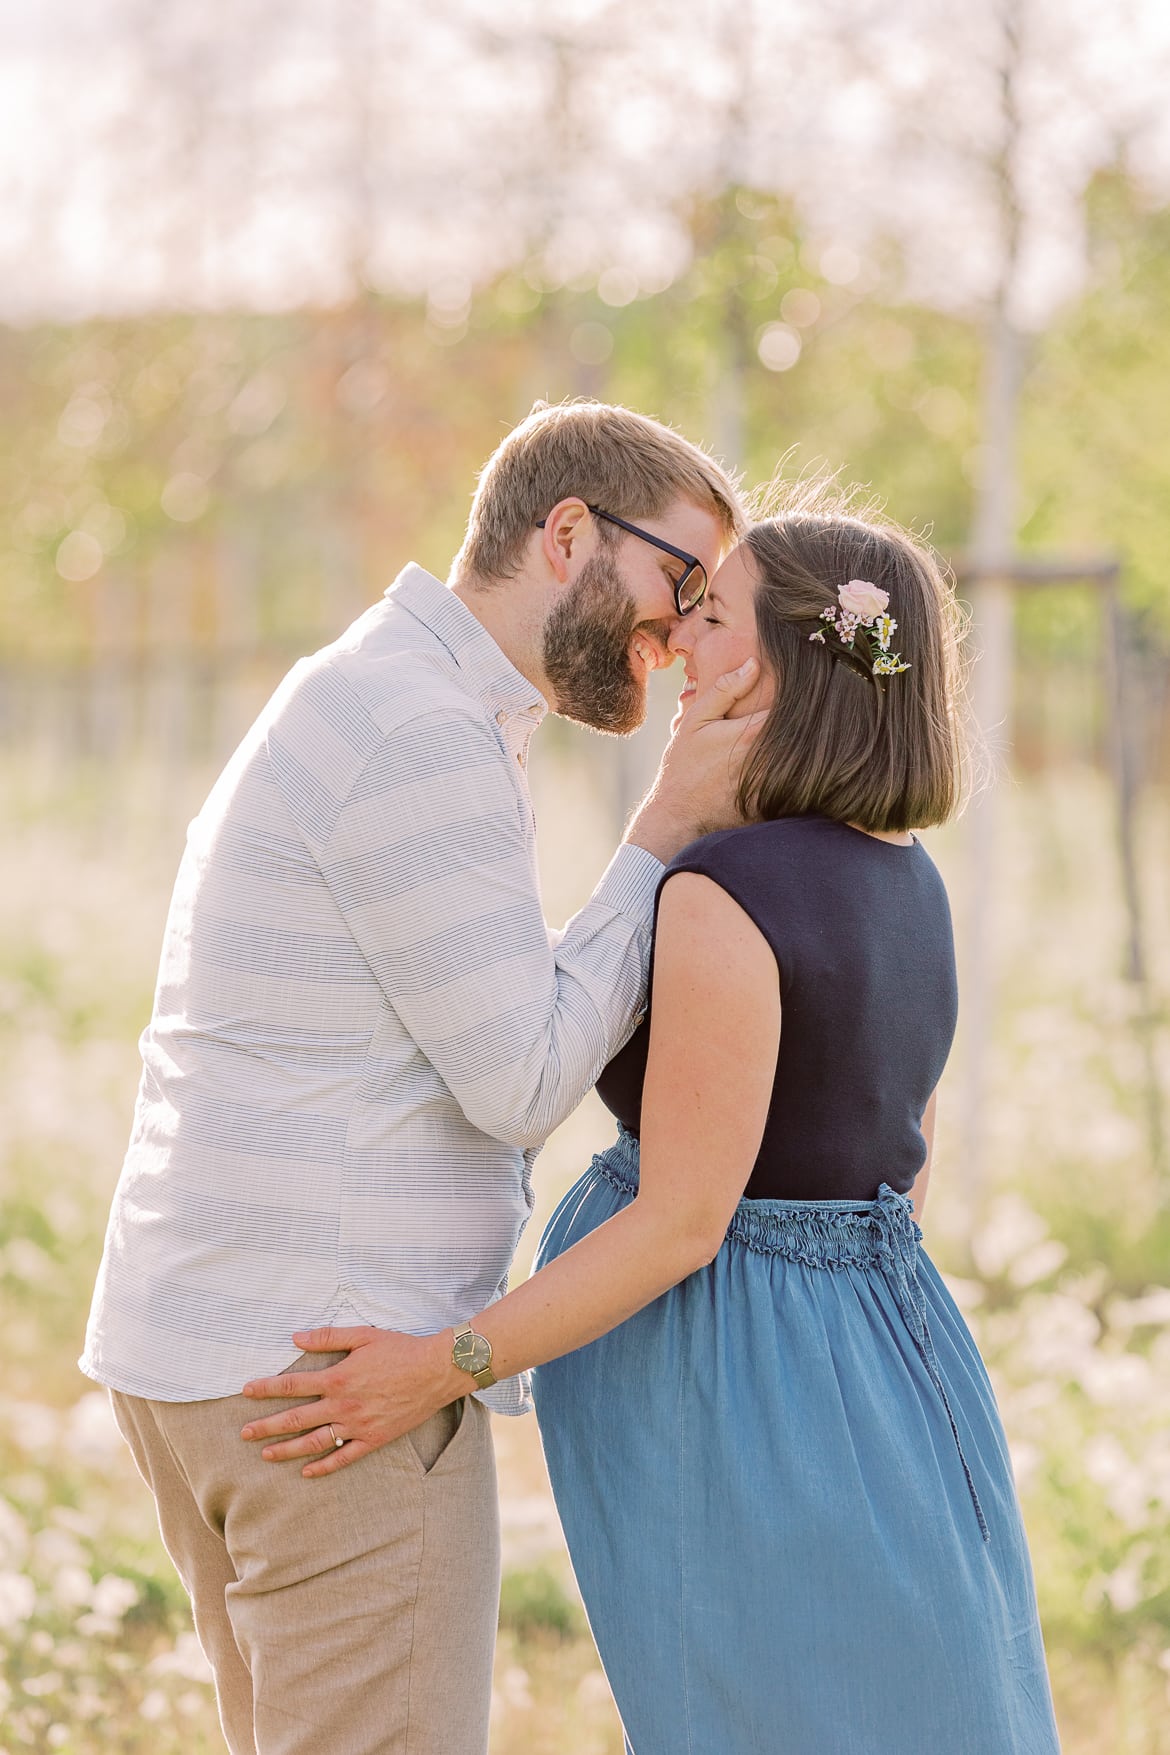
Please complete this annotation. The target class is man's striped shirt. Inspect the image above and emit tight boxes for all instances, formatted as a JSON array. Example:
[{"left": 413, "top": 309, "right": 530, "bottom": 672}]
[{"left": 81, "top": 565, "right": 662, "bottom": 1413}]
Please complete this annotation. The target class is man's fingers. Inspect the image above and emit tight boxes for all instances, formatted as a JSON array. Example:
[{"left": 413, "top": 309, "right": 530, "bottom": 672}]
[
  {"left": 687, "top": 656, "right": 759, "bottom": 724},
  {"left": 714, "top": 655, "right": 759, "bottom": 700}
]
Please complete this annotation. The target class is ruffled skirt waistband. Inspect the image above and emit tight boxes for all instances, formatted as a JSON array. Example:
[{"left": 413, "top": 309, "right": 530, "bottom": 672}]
[{"left": 591, "top": 1128, "right": 988, "bottom": 1542}]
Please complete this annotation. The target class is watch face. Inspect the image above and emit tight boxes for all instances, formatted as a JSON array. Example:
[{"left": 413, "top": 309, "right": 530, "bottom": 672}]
[{"left": 453, "top": 1333, "right": 492, "bottom": 1375}]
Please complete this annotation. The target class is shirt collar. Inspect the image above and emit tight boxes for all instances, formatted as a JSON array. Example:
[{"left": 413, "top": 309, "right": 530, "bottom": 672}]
[{"left": 387, "top": 564, "right": 548, "bottom": 728}]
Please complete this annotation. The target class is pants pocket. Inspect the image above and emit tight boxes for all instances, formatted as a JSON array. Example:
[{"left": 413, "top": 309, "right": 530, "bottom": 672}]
[{"left": 405, "top": 1398, "right": 465, "bottom": 1475}]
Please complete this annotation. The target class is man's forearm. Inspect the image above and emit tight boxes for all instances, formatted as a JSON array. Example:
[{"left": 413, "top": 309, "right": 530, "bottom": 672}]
[{"left": 623, "top": 788, "right": 695, "bottom": 865}]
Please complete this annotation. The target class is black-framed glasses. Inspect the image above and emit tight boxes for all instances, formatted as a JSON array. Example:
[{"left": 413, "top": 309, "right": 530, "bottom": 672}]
[{"left": 535, "top": 504, "right": 708, "bottom": 615}]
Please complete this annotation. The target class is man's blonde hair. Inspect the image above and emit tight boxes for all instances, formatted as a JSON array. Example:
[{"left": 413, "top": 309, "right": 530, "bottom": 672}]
[{"left": 457, "top": 400, "right": 746, "bottom": 582}]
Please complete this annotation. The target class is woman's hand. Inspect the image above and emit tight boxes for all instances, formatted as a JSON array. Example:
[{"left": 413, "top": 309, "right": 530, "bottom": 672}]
[{"left": 239, "top": 1325, "right": 456, "bottom": 1478}]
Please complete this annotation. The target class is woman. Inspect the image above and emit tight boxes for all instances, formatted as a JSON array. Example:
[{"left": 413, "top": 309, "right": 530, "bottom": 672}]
[{"left": 242, "top": 489, "right": 1060, "bottom": 1754}]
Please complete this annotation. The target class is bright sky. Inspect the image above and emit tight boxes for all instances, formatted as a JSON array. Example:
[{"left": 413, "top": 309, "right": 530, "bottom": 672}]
[{"left": 2, "top": 0, "right": 1168, "bottom": 326}]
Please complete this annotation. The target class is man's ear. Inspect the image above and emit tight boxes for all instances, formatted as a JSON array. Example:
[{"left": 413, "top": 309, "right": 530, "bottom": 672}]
[{"left": 539, "top": 499, "right": 591, "bottom": 585}]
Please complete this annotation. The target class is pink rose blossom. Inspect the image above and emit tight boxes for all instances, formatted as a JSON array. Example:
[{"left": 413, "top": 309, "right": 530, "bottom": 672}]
[{"left": 838, "top": 579, "right": 889, "bottom": 620}]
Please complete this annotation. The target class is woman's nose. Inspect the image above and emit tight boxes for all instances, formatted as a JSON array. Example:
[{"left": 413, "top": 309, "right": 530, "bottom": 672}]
[{"left": 667, "top": 620, "right": 692, "bottom": 657}]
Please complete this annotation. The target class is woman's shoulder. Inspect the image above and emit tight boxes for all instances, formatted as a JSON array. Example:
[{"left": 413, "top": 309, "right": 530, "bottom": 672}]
[
  {"left": 666, "top": 815, "right": 854, "bottom": 875},
  {"left": 657, "top": 817, "right": 952, "bottom": 968},
  {"left": 664, "top": 815, "right": 947, "bottom": 899},
  {"left": 659, "top": 819, "right": 836, "bottom": 916}
]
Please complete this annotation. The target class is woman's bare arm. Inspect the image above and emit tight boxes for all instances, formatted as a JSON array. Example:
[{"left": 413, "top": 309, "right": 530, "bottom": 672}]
[{"left": 240, "top": 873, "right": 781, "bottom": 1475}]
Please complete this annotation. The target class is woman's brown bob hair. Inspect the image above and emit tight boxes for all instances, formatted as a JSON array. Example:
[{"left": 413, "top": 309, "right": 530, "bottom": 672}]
[{"left": 738, "top": 483, "right": 969, "bottom": 833}]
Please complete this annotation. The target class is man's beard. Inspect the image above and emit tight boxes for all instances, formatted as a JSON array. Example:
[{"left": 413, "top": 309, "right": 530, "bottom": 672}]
[{"left": 542, "top": 551, "right": 667, "bottom": 736}]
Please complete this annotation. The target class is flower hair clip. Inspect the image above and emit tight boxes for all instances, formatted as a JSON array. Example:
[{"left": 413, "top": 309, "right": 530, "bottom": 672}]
[{"left": 808, "top": 579, "right": 911, "bottom": 680}]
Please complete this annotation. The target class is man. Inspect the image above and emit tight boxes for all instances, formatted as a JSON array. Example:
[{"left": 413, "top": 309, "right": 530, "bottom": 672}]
[{"left": 82, "top": 399, "right": 756, "bottom": 1754}]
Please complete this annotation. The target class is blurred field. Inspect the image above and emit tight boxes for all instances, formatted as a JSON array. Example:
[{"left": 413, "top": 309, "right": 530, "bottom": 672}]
[
  {"left": 3, "top": 2, "right": 1170, "bottom": 1746},
  {"left": 0, "top": 736, "right": 1167, "bottom": 1753}
]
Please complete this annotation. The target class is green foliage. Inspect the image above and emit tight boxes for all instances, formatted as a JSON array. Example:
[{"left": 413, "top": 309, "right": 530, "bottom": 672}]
[
  {"left": 499, "top": 1566, "right": 585, "bottom": 1642},
  {"left": 2, "top": 174, "right": 1168, "bottom": 785},
  {"left": 1023, "top": 174, "right": 1170, "bottom": 630}
]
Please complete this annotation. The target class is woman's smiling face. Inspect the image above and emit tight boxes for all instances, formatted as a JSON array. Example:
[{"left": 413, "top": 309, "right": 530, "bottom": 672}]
[{"left": 668, "top": 541, "right": 776, "bottom": 728}]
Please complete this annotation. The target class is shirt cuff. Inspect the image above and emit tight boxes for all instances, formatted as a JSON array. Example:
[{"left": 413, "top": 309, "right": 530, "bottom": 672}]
[{"left": 593, "top": 841, "right": 665, "bottom": 926}]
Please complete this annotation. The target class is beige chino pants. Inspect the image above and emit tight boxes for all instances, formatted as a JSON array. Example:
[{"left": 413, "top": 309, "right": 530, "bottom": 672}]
[{"left": 111, "top": 1356, "right": 499, "bottom": 1755}]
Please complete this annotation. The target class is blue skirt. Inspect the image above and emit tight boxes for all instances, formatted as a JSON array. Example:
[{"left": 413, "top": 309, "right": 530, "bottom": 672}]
[{"left": 532, "top": 1131, "right": 1061, "bottom": 1755}]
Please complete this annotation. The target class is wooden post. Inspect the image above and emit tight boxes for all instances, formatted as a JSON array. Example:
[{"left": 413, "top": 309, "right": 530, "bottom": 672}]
[
  {"left": 1101, "top": 576, "right": 1166, "bottom": 1184},
  {"left": 959, "top": 307, "right": 1023, "bottom": 1240},
  {"left": 955, "top": 553, "right": 1164, "bottom": 1196}
]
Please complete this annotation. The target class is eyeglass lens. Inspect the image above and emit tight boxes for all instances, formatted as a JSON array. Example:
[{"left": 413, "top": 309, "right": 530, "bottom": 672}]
[{"left": 677, "top": 567, "right": 706, "bottom": 614}]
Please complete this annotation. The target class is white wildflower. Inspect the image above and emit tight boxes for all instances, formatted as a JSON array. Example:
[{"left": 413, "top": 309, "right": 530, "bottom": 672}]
[
  {"left": 91, "top": 1574, "right": 139, "bottom": 1619},
  {"left": 3, "top": 1238, "right": 54, "bottom": 1283},
  {"left": 21, "top": 1673, "right": 64, "bottom": 1698},
  {"left": 1105, "top": 1556, "right": 1148, "bottom": 1613},
  {"left": 0, "top": 1401, "right": 61, "bottom": 1453},
  {"left": 1007, "top": 1240, "right": 1069, "bottom": 1288},
  {"left": 971, "top": 1195, "right": 1050, "bottom": 1279},
  {"left": 1014, "top": 1291, "right": 1102, "bottom": 1378},
  {"left": 1107, "top": 1288, "right": 1170, "bottom": 1332},
  {"left": 51, "top": 1564, "right": 92, "bottom": 1610},
  {"left": 0, "top": 1570, "right": 36, "bottom": 1631},
  {"left": 500, "top": 1665, "right": 533, "bottom": 1711},
  {"left": 32, "top": 1527, "right": 85, "bottom": 1572},
  {"left": 0, "top": 1499, "right": 29, "bottom": 1567},
  {"left": 65, "top": 1393, "right": 124, "bottom": 1465},
  {"left": 1079, "top": 1351, "right": 1155, "bottom": 1409},
  {"left": 148, "top": 1631, "right": 214, "bottom": 1683}
]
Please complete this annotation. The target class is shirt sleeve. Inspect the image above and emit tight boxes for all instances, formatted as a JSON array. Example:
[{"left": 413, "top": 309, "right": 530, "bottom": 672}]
[{"left": 307, "top": 707, "right": 662, "bottom": 1150}]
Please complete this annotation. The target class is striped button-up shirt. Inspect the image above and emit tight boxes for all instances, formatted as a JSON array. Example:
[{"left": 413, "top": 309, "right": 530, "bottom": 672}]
[{"left": 81, "top": 565, "right": 662, "bottom": 1413}]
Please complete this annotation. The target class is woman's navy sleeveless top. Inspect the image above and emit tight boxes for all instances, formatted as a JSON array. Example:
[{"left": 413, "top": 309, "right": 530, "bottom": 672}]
[{"left": 595, "top": 815, "right": 959, "bottom": 1202}]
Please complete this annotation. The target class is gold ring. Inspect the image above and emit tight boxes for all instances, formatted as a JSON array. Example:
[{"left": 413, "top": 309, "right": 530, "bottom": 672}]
[{"left": 327, "top": 1423, "right": 344, "bottom": 1450}]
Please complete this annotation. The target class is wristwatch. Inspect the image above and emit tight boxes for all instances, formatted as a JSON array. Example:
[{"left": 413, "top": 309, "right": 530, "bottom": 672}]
[{"left": 451, "top": 1322, "right": 497, "bottom": 1389}]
